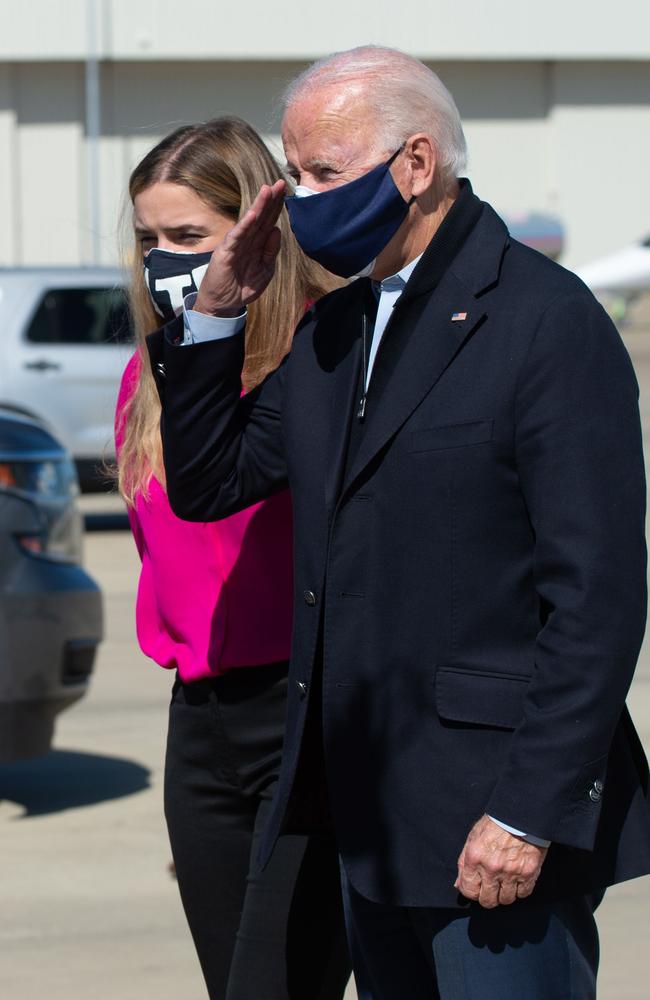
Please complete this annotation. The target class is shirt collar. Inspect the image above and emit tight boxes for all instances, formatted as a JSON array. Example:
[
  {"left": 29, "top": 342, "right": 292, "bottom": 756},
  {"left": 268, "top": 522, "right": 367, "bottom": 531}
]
[
  {"left": 373, "top": 253, "right": 423, "bottom": 297},
  {"left": 370, "top": 179, "right": 482, "bottom": 300}
]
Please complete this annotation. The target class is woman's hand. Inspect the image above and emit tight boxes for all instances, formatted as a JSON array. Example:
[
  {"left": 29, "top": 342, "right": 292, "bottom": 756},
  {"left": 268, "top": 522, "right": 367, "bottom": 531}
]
[{"left": 194, "top": 180, "right": 286, "bottom": 317}]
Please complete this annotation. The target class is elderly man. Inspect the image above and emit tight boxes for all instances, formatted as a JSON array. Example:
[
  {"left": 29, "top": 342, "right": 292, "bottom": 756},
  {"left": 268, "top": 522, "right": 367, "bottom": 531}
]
[{"left": 148, "top": 47, "right": 650, "bottom": 999}]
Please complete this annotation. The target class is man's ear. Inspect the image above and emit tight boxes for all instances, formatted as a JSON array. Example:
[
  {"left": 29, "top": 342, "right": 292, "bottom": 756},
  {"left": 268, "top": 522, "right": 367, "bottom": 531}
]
[{"left": 403, "top": 133, "right": 437, "bottom": 198}]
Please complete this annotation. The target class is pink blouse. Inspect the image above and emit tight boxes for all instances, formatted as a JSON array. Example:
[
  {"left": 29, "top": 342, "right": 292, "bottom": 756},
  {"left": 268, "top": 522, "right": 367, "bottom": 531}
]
[{"left": 115, "top": 351, "right": 293, "bottom": 682}]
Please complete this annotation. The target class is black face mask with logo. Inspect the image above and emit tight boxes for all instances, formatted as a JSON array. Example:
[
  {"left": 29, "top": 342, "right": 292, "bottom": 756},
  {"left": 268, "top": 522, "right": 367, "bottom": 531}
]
[{"left": 143, "top": 247, "right": 213, "bottom": 322}]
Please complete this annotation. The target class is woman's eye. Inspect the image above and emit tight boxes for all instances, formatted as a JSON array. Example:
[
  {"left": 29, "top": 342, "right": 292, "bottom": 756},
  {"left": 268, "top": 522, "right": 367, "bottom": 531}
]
[{"left": 140, "top": 237, "right": 156, "bottom": 251}]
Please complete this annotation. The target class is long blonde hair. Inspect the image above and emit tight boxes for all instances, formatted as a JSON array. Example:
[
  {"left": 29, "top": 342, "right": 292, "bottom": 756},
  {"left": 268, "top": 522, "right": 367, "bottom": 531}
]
[{"left": 117, "top": 116, "right": 336, "bottom": 506}]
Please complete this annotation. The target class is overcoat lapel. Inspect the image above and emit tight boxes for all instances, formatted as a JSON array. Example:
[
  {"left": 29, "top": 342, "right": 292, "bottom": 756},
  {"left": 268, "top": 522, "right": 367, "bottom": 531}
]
[
  {"left": 341, "top": 273, "right": 484, "bottom": 496},
  {"left": 324, "top": 335, "right": 362, "bottom": 512},
  {"left": 322, "top": 282, "right": 368, "bottom": 513},
  {"left": 341, "top": 205, "right": 509, "bottom": 498}
]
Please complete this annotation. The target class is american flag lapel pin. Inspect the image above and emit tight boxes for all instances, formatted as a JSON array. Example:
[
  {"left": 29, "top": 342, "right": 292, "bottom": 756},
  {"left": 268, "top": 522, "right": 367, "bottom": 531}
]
[{"left": 451, "top": 311, "right": 468, "bottom": 322}]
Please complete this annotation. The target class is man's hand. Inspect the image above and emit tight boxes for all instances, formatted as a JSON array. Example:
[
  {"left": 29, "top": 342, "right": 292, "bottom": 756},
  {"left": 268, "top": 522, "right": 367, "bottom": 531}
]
[
  {"left": 454, "top": 814, "right": 548, "bottom": 909},
  {"left": 194, "top": 179, "right": 286, "bottom": 317}
]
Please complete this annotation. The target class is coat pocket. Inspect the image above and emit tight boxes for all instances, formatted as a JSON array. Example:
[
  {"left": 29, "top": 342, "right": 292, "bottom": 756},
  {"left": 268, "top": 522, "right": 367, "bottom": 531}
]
[
  {"left": 435, "top": 664, "right": 531, "bottom": 730},
  {"left": 408, "top": 419, "right": 494, "bottom": 453}
]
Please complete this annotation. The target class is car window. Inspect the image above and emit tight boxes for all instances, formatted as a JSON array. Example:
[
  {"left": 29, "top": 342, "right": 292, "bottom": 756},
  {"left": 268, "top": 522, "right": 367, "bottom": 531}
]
[{"left": 25, "top": 287, "right": 133, "bottom": 345}]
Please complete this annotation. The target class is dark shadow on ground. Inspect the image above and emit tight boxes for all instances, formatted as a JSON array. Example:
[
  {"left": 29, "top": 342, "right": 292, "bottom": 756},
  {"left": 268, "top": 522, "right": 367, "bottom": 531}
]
[
  {"left": 84, "top": 511, "right": 130, "bottom": 532},
  {"left": 0, "top": 749, "right": 150, "bottom": 817}
]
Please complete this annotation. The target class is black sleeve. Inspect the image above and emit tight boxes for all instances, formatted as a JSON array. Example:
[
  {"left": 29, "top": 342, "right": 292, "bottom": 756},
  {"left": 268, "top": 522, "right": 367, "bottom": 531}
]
[{"left": 147, "top": 319, "right": 289, "bottom": 522}]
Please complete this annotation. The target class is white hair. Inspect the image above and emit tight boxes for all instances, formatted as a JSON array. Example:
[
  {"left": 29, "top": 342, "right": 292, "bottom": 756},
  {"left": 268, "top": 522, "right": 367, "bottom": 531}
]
[{"left": 282, "top": 46, "right": 467, "bottom": 183}]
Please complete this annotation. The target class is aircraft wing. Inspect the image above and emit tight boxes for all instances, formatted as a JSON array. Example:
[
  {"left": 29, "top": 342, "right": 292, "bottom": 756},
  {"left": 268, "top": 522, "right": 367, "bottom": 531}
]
[{"left": 575, "top": 236, "right": 650, "bottom": 295}]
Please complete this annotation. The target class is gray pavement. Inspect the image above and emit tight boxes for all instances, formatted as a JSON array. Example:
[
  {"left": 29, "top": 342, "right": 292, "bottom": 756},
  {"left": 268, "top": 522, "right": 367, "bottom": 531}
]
[{"left": 2, "top": 303, "right": 650, "bottom": 998}]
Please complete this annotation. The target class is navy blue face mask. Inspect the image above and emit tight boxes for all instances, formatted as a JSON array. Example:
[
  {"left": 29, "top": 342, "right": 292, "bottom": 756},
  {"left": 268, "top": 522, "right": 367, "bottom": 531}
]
[
  {"left": 285, "top": 148, "right": 413, "bottom": 278},
  {"left": 143, "top": 247, "right": 213, "bottom": 322}
]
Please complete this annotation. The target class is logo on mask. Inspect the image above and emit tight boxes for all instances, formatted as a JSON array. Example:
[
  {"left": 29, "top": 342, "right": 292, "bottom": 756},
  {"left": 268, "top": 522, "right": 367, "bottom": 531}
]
[{"left": 143, "top": 248, "right": 213, "bottom": 321}]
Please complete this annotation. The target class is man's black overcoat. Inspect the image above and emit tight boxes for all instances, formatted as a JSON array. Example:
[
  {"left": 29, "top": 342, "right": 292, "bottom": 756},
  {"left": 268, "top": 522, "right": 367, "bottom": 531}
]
[{"left": 149, "top": 199, "right": 650, "bottom": 907}]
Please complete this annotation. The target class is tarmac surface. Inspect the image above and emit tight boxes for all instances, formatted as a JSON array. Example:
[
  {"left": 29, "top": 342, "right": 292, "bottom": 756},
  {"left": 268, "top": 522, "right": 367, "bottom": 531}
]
[{"left": 2, "top": 300, "right": 650, "bottom": 998}]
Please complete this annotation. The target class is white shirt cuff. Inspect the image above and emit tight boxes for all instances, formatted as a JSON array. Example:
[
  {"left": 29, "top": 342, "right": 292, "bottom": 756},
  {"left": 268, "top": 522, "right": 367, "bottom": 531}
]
[
  {"left": 182, "top": 291, "right": 246, "bottom": 344},
  {"left": 488, "top": 816, "right": 551, "bottom": 848}
]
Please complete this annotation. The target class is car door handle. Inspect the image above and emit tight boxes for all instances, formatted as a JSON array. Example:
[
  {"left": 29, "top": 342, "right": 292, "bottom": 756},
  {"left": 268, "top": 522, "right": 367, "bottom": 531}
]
[{"left": 23, "top": 359, "right": 62, "bottom": 372}]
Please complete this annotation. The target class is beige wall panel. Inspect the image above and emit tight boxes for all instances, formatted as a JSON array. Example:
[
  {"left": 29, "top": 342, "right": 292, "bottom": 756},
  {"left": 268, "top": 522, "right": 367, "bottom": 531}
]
[
  {"left": 15, "top": 63, "right": 85, "bottom": 265},
  {"left": 106, "top": 0, "right": 650, "bottom": 61},
  {"left": 0, "top": 1, "right": 88, "bottom": 59},
  {"left": 96, "top": 130, "right": 130, "bottom": 266},
  {"left": 0, "top": 0, "right": 650, "bottom": 61},
  {"left": 107, "top": 60, "right": 299, "bottom": 144},
  {"left": 2, "top": 1, "right": 649, "bottom": 60},
  {"left": 437, "top": 62, "right": 551, "bottom": 219},
  {"left": 1, "top": 60, "right": 304, "bottom": 268},
  {"left": 96, "top": 64, "right": 135, "bottom": 267},
  {"left": 102, "top": 60, "right": 305, "bottom": 265},
  {"left": 0, "top": 65, "right": 18, "bottom": 264},
  {"left": 550, "top": 62, "right": 650, "bottom": 267}
]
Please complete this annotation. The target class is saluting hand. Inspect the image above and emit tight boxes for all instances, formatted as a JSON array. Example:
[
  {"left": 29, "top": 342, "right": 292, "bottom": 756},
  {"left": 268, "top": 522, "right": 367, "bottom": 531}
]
[
  {"left": 194, "top": 180, "right": 286, "bottom": 317},
  {"left": 454, "top": 814, "right": 548, "bottom": 909}
]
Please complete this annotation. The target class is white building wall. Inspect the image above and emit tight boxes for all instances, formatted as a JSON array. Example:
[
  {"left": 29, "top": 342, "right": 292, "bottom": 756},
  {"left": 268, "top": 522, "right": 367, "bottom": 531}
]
[
  {"left": 550, "top": 62, "right": 650, "bottom": 263},
  {"left": 1, "top": 2, "right": 649, "bottom": 271},
  {"left": 2, "top": 1, "right": 649, "bottom": 61},
  {"left": 101, "top": 60, "right": 296, "bottom": 264},
  {"left": 0, "top": 65, "right": 19, "bottom": 265},
  {"left": 13, "top": 63, "right": 87, "bottom": 265},
  {"left": 438, "top": 62, "right": 550, "bottom": 218}
]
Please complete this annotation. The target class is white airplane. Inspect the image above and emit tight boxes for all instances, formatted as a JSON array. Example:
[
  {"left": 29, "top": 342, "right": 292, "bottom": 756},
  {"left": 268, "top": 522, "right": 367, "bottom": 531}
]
[{"left": 575, "top": 235, "right": 650, "bottom": 302}]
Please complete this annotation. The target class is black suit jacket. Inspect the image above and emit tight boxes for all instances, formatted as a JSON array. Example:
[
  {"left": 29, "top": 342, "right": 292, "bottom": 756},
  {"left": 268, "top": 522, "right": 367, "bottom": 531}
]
[{"left": 149, "top": 201, "right": 650, "bottom": 907}]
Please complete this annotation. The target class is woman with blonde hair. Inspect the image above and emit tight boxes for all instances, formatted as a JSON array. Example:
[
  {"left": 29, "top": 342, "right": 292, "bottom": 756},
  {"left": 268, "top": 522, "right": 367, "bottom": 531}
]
[{"left": 115, "top": 117, "right": 349, "bottom": 1000}]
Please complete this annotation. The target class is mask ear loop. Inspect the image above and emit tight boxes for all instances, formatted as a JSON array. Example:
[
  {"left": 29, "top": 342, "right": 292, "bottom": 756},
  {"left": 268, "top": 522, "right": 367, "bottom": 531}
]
[
  {"left": 385, "top": 143, "right": 406, "bottom": 168},
  {"left": 386, "top": 144, "right": 418, "bottom": 207}
]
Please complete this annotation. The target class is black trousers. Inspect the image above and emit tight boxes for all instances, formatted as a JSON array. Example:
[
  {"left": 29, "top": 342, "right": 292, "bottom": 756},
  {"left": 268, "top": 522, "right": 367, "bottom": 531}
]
[{"left": 164, "top": 662, "right": 351, "bottom": 1000}]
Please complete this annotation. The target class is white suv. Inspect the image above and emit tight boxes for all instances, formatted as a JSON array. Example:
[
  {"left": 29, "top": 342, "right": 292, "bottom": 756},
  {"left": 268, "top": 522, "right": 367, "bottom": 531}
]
[{"left": 0, "top": 268, "right": 134, "bottom": 486}]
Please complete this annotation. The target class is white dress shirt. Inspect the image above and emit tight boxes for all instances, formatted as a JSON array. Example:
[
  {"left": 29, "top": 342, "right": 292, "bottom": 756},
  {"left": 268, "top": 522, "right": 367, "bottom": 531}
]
[{"left": 365, "top": 254, "right": 421, "bottom": 388}]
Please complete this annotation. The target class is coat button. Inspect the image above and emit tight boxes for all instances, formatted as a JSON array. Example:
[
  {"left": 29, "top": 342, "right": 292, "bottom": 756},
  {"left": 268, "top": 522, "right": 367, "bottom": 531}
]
[
  {"left": 594, "top": 780, "right": 604, "bottom": 794},
  {"left": 304, "top": 590, "right": 317, "bottom": 607},
  {"left": 156, "top": 361, "right": 166, "bottom": 378},
  {"left": 297, "top": 681, "right": 308, "bottom": 697},
  {"left": 589, "top": 786, "right": 602, "bottom": 803}
]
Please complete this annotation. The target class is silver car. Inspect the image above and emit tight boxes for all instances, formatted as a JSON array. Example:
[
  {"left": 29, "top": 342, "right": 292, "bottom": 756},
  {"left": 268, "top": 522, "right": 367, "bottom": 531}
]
[
  {"left": 0, "top": 408, "right": 103, "bottom": 761},
  {"left": 0, "top": 267, "right": 132, "bottom": 486}
]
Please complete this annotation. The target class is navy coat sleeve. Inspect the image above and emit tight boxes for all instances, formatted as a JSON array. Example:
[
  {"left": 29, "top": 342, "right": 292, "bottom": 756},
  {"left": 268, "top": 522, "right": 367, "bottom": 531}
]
[
  {"left": 485, "top": 290, "right": 647, "bottom": 849},
  {"left": 147, "top": 320, "right": 290, "bottom": 521}
]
